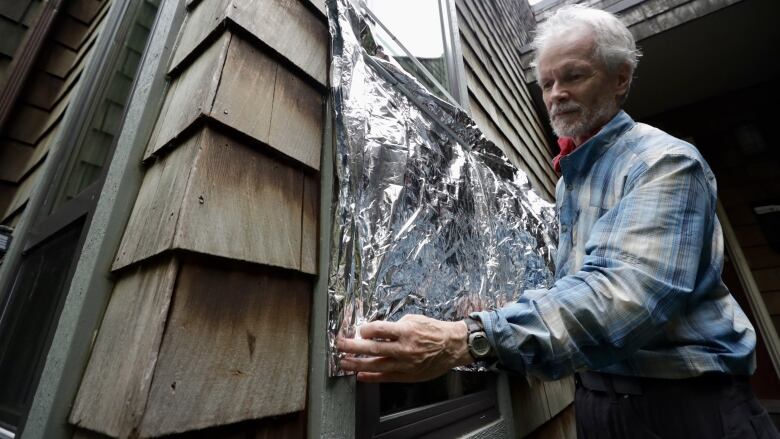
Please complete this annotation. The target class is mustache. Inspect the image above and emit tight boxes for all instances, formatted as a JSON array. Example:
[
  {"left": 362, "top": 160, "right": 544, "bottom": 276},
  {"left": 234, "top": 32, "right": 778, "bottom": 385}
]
[{"left": 551, "top": 102, "right": 582, "bottom": 117}]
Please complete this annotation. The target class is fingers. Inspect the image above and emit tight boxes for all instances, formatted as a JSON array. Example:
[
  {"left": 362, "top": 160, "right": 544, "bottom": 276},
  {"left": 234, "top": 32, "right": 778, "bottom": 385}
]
[
  {"left": 337, "top": 336, "right": 404, "bottom": 357},
  {"left": 358, "top": 321, "right": 403, "bottom": 340}
]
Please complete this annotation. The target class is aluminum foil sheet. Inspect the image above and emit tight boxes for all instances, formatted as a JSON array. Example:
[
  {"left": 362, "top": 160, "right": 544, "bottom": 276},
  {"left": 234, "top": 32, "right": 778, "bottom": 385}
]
[{"left": 327, "top": 0, "right": 559, "bottom": 376}]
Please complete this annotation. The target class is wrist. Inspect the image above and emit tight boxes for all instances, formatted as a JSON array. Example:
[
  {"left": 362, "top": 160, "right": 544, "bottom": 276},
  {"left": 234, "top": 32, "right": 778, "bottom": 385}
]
[{"left": 450, "top": 320, "right": 474, "bottom": 366}]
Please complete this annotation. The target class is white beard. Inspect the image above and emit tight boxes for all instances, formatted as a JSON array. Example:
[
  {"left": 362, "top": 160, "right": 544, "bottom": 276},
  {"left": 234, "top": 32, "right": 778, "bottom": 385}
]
[{"left": 550, "top": 97, "right": 617, "bottom": 138}]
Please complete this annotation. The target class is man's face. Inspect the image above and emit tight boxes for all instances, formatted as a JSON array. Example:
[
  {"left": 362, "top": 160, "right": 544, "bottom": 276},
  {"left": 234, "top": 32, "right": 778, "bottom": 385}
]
[{"left": 537, "top": 30, "right": 627, "bottom": 139}]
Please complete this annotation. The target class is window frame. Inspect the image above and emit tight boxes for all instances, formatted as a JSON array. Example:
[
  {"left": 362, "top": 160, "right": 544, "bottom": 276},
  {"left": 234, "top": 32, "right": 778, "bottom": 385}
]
[
  {"left": 361, "top": 0, "right": 469, "bottom": 109},
  {"left": 351, "top": 2, "right": 499, "bottom": 437},
  {"left": 357, "top": 377, "right": 500, "bottom": 439}
]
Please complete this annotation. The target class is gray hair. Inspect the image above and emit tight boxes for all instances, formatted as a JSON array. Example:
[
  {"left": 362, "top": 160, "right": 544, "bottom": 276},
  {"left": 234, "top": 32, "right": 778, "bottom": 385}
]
[{"left": 532, "top": 5, "right": 641, "bottom": 81}]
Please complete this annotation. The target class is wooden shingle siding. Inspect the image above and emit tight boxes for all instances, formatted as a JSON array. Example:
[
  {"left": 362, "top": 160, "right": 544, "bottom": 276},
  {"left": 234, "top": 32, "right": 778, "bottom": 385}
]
[
  {"left": 71, "top": 0, "right": 325, "bottom": 436},
  {"left": 139, "top": 262, "right": 311, "bottom": 437},
  {"left": 168, "top": 0, "right": 327, "bottom": 85},
  {"left": 145, "top": 32, "right": 323, "bottom": 170},
  {"left": 301, "top": 173, "right": 319, "bottom": 275},
  {"left": 0, "top": 0, "right": 111, "bottom": 222},
  {"left": 456, "top": 0, "right": 556, "bottom": 200},
  {"left": 113, "top": 126, "right": 311, "bottom": 273},
  {"left": 70, "top": 258, "right": 180, "bottom": 438},
  {"left": 144, "top": 32, "right": 231, "bottom": 157}
]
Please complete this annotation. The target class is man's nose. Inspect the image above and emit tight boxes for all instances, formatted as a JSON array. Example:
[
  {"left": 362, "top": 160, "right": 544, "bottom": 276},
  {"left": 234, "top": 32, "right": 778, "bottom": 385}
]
[{"left": 550, "top": 83, "right": 570, "bottom": 103}]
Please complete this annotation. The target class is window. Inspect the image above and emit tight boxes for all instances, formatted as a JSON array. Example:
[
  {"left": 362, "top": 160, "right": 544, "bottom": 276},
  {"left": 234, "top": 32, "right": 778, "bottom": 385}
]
[
  {"left": 0, "top": 0, "right": 161, "bottom": 431},
  {"left": 362, "top": 0, "right": 467, "bottom": 107},
  {"left": 357, "top": 372, "right": 499, "bottom": 438},
  {"left": 352, "top": 2, "right": 497, "bottom": 437}
]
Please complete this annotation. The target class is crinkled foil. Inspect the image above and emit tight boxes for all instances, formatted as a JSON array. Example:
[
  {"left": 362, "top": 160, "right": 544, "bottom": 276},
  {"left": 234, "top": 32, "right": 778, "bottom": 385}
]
[{"left": 327, "top": 0, "right": 558, "bottom": 376}]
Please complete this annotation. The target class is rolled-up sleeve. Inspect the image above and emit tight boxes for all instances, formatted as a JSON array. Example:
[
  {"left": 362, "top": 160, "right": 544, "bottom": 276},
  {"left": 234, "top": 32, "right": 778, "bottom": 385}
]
[{"left": 475, "top": 153, "right": 712, "bottom": 379}]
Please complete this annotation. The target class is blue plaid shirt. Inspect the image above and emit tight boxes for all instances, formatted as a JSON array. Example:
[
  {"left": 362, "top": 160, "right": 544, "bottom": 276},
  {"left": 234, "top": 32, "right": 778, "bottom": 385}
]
[{"left": 475, "top": 111, "right": 756, "bottom": 380}]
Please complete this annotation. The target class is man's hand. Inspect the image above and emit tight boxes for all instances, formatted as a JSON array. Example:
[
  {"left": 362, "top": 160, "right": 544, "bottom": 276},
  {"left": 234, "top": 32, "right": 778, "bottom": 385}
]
[{"left": 337, "top": 314, "right": 474, "bottom": 382}]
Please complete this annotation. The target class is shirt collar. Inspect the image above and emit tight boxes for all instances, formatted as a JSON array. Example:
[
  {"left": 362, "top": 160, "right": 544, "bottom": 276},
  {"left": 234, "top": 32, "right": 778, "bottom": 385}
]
[{"left": 559, "top": 110, "right": 636, "bottom": 183}]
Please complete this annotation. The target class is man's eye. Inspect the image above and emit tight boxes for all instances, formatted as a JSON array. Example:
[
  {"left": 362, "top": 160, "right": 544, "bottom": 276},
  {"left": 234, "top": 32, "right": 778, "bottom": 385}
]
[{"left": 541, "top": 81, "right": 553, "bottom": 90}]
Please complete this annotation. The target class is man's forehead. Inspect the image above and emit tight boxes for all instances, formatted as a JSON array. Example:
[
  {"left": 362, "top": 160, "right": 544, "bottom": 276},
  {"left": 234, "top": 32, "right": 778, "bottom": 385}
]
[{"left": 537, "top": 29, "right": 597, "bottom": 68}]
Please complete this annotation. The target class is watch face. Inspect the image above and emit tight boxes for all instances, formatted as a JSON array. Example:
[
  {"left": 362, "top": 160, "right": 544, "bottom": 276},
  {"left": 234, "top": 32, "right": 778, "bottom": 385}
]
[{"left": 470, "top": 333, "right": 491, "bottom": 357}]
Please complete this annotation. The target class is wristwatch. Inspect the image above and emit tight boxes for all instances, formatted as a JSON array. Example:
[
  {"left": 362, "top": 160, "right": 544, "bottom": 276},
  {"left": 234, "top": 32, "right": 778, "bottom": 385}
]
[{"left": 464, "top": 316, "right": 494, "bottom": 360}]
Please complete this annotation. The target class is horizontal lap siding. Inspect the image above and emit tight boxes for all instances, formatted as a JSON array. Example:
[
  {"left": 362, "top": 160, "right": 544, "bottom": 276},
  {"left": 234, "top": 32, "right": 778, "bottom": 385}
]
[
  {"left": 456, "top": 0, "right": 573, "bottom": 436},
  {"left": 0, "top": 0, "right": 111, "bottom": 223},
  {"left": 0, "top": 0, "right": 44, "bottom": 87},
  {"left": 456, "top": 0, "right": 556, "bottom": 201},
  {"left": 71, "top": 0, "right": 325, "bottom": 437}
]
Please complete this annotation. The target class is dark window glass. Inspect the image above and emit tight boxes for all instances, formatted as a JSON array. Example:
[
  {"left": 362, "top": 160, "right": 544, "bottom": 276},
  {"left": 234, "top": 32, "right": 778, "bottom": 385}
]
[
  {"left": 0, "top": 219, "right": 84, "bottom": 427},
  {"left": 358, "top": 372, "right": 499, "bottom": 439},
  {"left": 380, "top": 371, "right": 490, "bottom": 415}
]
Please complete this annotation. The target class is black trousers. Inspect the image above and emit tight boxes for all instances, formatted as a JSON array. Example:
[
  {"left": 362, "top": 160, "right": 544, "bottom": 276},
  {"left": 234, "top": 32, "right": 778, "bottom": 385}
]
[{"left": 574, "top": 373, "right": 780, "bottom": 438}]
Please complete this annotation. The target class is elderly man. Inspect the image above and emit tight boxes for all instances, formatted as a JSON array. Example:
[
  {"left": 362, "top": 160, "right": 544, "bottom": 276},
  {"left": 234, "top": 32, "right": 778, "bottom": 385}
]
[{"left": 338, "top": 5, "right": 778, "bottom": 437}]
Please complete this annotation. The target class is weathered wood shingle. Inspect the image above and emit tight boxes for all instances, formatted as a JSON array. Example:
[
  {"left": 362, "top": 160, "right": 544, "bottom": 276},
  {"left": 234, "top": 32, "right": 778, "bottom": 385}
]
[
  {"left": 168, "top": 0, "right": 327, "bottom": 85},
  {"left": 139, "top": 262, "right": 311, "bottom": 437},
  {"left": 146, "top": 32, "right": 323, "bottom": 170},
  {"left": 114, "top": 127, "right": 311, "bottom": 273},
  {"left": 70, "top": 258, "right": 180, "bottom": 438}
]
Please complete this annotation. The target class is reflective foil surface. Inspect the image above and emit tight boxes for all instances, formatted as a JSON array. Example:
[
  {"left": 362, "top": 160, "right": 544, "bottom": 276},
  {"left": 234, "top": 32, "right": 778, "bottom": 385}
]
[{"left": 327, "top": 0, "right": 558, "bottom": 376}]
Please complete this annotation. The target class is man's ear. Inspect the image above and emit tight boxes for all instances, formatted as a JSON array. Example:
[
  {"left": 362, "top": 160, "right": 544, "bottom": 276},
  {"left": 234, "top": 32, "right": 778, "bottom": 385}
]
[{"left": 615, "top": 62, "right": 632, "bottom": 98}]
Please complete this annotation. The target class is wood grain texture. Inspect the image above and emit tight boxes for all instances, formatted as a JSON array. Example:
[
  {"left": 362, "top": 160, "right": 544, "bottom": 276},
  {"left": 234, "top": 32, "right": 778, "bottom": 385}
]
[
  {"left": 113, "top": 133, "right": 201, "bottom": 270},
  {"left": 169, "top": 0, "right": 327, "bottom": 85},
  {"left": 174, "top": 128, "right": 303, "bottom": 270},
  {"left": 167, "top": 0, "right": 231, "bottom": 72},
  {"left": 543, "top": 376, "right": 575, "bottom": 419},
  {"left": 139, "top": 262, "right": 311, "bottom": 437},
  {"left": 510, "top": 376, "right": 551, "bottom": 438},
  {"left": 0, "top": 164, "right": 41, "bottom": 221},
  {"left": 69, "top": 258, "right": 179, "bottom": 438},
  {"left": 149, "top": 32, "right": 322, "bottom": 170},
  {"left": 461, "top": 42, "right": 551, "bottom": 186},
  {"left": 228, "top": 0, "right": 327, "bottom": 85},
  {"left": 301, "top": 172, "right": 318, "bottom": 274},
  {"left": 268, "top": 65, "right": 323, "bottom": 170},
  {"left": 210, "top": 36, "right": 277, "bottom": 145},
  {"left": 468, "top": 96, "right": 548, "bottom": 197},
  {"left": 67, "top": 0, "right": 107, "bottom": 24},
  {"left": 456, "top": 0, "right": 557, "bottom": 195},
  {"left": 303, "top": 0, "right": 326, "bottom": 17},
  {"left": 146, "top": 32, "right": 230, "bottom": 157},
  {"left": 116, "top": 127, "right": 306, "bottom": 272}
]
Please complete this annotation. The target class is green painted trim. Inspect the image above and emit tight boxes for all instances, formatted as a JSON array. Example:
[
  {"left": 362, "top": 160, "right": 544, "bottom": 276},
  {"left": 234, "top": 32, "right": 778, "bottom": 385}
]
[
  {"left": 18, "top": 1, "right": 186, "bottom": 438},
  {"left": 307, "top": 94, "right": 357, "bottom": 439}
]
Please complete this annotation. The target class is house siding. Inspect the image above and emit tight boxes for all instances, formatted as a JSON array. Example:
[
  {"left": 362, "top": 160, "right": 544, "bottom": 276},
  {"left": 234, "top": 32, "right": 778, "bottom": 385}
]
[
  {"left": 0, "top": 0, "right": 111, "bottom": 225},
  {"left": 69, "top": 0, "right": 325, "bottom": 437},
  {"left": 456, "top": 0, "right": 556, "bottom": 201},
  {"left": 456, "top": 0, "right": 574, "bottom": 436}
]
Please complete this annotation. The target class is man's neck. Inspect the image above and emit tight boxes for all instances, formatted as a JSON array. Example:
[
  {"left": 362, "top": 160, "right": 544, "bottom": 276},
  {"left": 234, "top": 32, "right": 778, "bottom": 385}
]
[{"left": 571, "top": 110, "right": 620, "bottom": 146}]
